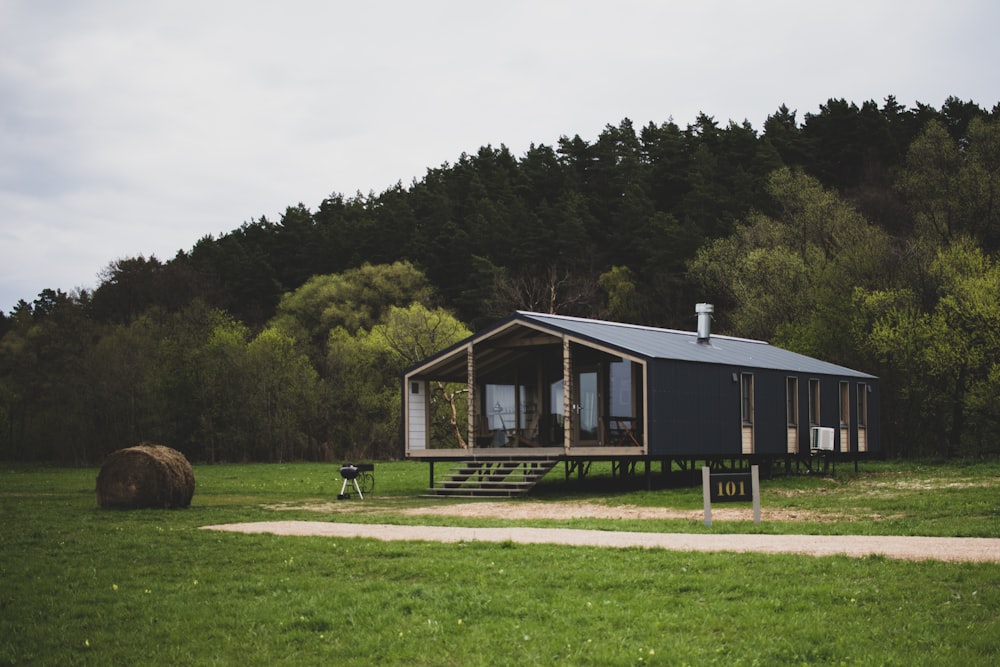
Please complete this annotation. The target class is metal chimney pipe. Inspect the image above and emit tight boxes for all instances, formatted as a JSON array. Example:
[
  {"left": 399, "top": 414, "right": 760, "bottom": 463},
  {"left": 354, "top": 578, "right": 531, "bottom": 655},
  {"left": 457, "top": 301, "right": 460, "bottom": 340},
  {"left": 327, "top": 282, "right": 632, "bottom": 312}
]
[{"left": 695, "top": 303, "right": 714, "bottom": 342}]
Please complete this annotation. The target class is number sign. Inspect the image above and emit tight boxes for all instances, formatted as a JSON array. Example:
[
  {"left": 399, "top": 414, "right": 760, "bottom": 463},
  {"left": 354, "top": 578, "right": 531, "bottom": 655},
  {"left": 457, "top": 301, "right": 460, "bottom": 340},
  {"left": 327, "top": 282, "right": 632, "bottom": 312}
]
[
  {"left": 710, "top": 472, "right": 752, "bottom": 502},
  {"left": 702, "top": 466, "right": 761, "bottom": 526}
]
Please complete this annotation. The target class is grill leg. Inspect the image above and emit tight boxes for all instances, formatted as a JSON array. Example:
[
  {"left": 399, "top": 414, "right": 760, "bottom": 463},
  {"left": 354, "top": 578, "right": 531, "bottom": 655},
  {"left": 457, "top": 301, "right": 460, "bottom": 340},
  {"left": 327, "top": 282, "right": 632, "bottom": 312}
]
[{"left": 340, "top": 477, "right": 364, "bottom": 499}]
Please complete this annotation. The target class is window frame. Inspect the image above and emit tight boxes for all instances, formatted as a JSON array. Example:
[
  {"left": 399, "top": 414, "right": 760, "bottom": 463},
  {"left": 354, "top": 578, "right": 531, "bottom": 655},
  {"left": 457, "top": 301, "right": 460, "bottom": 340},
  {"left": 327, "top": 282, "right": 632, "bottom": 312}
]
[
  {"left": 808, "top": 379, "right": 820, "bottom": 426},
  {"left": 786, "top": 376, "right": 799, "bottom": 426},
  {"left": 856, "top": 383, "right": 868, "bottom": 428},
  {"left": 740, "top": 373, "right": 755, "bottom": 426},
  {"left": 839, "top": 381, "right": 850, "bottom": 428}
]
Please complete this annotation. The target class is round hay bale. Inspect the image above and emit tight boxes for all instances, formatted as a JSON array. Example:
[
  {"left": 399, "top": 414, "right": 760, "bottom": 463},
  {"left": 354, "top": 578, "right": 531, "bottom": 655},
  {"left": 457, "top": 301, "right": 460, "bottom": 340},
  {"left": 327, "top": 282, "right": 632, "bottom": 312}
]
[{"left": 96, "top": 444, "right": 195, "bottom": 509}]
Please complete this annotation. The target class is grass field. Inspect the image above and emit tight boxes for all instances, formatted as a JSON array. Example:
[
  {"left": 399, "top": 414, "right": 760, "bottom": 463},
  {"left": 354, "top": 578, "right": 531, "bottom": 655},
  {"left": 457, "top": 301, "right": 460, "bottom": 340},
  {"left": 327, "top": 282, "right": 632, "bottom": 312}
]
[{"left": 2, "top": 460, "right": 999, "bottom": 665}]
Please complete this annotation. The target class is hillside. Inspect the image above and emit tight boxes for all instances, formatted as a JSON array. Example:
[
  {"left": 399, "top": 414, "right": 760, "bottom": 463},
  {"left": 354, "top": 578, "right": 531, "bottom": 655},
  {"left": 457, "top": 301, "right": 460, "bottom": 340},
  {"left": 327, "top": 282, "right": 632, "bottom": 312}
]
[{"left": 2, "top": 95, "right": 999, "bottom": 462}]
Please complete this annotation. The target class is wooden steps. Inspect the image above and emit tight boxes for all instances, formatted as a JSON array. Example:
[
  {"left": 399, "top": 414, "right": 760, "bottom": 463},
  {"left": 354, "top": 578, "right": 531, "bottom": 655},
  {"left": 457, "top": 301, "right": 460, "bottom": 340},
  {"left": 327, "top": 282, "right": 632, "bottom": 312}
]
[{"left": 424, "top": 458, "right": 559, "bottom": 498}]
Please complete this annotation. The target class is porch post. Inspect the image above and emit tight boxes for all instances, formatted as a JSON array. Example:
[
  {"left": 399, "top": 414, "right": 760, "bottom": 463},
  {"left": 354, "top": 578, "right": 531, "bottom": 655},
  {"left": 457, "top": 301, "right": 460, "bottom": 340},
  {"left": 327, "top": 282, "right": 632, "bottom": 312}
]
[
  {"left": 563, "top": 337, "right": 572, "bottom": 453},
  {"left": 639, "top": 360, "right": 649, "bottom": 454},
  {"left": 467, "top": 343, "right": 476, "bottom": 451}
]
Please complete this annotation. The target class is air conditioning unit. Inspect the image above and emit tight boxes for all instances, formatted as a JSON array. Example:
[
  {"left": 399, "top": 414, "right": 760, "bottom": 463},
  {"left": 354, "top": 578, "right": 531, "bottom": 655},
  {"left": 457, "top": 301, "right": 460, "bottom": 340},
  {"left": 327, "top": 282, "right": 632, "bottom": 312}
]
[{"left": 811, "top": 427, "right": 835, "bottom": 453}]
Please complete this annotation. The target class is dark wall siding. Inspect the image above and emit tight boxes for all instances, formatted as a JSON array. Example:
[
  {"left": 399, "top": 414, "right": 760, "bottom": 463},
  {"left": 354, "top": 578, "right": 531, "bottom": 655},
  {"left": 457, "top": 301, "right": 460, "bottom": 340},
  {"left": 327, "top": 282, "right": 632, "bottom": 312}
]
[
  {"left": 751, "top": 370, "right": 788, "bottom": 456},
  {"left": 646, "top": 361, "right": 881, "bottom": 457},
  {"left": 867, "top": 383, "right": 881, "bottom": 452},
  {"left": 818, "top": 377, "right": 840, "bottom": 435},
  {"left": 648, "top": 360, "right": 741, "bottom": 457},
  {"left": 798, "top": 375, "right": 810, "bottom": 451}
]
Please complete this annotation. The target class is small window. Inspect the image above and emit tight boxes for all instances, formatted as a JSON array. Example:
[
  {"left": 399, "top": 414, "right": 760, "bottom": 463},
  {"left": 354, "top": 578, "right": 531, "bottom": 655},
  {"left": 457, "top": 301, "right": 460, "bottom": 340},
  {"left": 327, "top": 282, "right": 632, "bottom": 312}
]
[
  {"left": 411, "top": 382, "right": 421, "bottom": 394},
  {"left": 839, "top": 381, "right": 850, "bottom": 427},
  {"left": 857, "top": 383, "right": 868, "bottom": 428},
  {"left": 740, "top": 373, "right": 754, "bottom": 425},
  {"left": 808, "top": 379, "right": 820, "bottom": 426},
  {"left": 786, "top": 377, "right": 798, "bottom": 426}
]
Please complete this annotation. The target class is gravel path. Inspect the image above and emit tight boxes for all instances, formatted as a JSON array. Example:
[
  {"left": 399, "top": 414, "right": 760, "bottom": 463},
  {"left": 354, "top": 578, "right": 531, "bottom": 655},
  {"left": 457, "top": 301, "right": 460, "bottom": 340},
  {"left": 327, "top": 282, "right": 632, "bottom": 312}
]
[{"left": 201, "top": 521, "right": 1000, "bottom": 563}]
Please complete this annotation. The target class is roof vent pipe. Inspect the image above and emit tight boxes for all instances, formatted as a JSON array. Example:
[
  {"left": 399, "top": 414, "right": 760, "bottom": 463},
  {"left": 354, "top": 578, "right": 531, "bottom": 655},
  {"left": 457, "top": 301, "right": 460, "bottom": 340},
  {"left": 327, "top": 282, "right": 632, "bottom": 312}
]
[{"left": 695, "top": 303, "right": 714, "bottom": 342}]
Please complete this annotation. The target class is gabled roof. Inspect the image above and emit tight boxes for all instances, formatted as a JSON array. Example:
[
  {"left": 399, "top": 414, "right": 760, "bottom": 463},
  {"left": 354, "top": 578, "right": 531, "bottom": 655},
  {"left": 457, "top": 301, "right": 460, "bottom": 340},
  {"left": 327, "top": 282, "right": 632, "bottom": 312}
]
[
  {"left": 405, "top": 311, "right": 877, "bottom": 380},
  {"left": 517, "top": 312, "right": 876, "bottom": 378}
]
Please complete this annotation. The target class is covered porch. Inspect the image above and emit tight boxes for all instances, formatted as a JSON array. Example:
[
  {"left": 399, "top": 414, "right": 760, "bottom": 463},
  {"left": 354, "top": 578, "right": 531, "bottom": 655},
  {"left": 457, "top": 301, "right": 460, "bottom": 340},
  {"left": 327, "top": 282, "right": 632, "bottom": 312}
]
[{"left": 403, "top": 315, "right": 647, "bottom": 460}]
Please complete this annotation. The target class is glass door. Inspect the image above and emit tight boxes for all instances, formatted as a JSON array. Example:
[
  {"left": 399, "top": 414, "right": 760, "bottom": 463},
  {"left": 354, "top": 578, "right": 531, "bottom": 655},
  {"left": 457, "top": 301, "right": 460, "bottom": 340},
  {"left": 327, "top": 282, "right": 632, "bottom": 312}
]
[
  {"left": 574, "top": 368, "right": 599, "bottom": 445},
  {"left": 549, "top": 378, "right": 564, "bottom": 445}
]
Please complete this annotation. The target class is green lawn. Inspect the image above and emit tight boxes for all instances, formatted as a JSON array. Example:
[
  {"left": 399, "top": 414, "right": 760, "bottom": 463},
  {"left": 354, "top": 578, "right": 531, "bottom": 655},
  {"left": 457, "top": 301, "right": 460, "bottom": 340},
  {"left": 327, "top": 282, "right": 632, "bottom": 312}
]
[{"left": 2, "top": 460, "right": 999, "bottom": 665}]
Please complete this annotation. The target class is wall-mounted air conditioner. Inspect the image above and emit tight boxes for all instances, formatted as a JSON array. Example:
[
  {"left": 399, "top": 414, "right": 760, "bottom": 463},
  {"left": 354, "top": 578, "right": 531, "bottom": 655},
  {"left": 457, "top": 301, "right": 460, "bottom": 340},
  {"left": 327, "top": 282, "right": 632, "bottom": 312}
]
[{"left": 811, "top": 426, "right": 835, "bottom": 452}]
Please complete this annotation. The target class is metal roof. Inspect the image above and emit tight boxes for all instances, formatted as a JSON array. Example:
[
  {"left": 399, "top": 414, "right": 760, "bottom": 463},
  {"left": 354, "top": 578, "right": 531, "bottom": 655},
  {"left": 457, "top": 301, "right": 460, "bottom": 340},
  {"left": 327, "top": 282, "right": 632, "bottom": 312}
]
[
  {"left": 404, "top": 311, "right": 878, "bottom": 380},
  {"left": 515, "top": 311, "right": 877, "bottom": 379}
]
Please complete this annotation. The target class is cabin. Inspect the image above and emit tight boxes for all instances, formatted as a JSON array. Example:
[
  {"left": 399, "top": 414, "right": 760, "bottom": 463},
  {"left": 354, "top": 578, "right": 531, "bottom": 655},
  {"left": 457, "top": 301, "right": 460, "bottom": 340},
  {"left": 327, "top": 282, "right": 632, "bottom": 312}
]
[{"left": 402, "top": 306, "right": 879, "bottom": 494}]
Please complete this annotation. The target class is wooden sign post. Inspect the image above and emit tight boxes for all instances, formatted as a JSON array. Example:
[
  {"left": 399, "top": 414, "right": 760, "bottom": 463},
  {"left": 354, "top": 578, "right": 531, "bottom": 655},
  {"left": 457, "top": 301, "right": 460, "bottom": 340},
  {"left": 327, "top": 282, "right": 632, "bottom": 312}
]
[{"left": 702, "top": 465, "right": 760, "bottom": 527}]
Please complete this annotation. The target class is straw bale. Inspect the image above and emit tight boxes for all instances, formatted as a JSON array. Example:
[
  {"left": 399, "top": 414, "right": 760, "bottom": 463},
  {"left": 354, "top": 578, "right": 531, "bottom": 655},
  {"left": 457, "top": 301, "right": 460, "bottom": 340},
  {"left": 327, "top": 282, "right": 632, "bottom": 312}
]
[{"left": 96, "top": 444, "right": 195, "bottom": 509}]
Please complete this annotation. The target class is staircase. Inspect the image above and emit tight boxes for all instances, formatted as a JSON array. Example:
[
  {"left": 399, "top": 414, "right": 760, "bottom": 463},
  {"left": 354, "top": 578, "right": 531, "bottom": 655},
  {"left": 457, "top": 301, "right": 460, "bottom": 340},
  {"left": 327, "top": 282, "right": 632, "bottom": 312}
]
[{"left": 425, "top": 458, "right": 559, "bottom": 498}]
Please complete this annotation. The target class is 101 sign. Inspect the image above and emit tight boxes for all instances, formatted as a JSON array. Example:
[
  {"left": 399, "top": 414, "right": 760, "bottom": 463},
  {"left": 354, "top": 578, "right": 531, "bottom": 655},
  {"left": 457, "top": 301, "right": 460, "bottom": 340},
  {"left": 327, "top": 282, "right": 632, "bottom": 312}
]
[
  {"left": 710, "top": 472, "right": 752, "bottom": 502},
  {"left": 702, "top": 465, "right": 761, "bottom": 526}
]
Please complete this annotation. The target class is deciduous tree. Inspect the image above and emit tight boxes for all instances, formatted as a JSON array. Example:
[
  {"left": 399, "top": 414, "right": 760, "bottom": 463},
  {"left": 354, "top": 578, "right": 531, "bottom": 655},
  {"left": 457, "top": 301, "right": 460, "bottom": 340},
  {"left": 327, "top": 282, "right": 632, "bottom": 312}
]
[
  {"left": 856, "top": 238, "right": 1000, "bottom": 457},
  {"left": 690, "top": 168, "right": 891, "bottom": 352}
]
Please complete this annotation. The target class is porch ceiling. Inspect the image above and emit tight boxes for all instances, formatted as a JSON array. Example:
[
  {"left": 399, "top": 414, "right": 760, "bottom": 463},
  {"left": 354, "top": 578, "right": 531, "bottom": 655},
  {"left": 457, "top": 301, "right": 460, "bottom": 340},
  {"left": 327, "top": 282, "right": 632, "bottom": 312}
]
[{"left": 407, "top": 321, "right": 563, "bottom": 383}]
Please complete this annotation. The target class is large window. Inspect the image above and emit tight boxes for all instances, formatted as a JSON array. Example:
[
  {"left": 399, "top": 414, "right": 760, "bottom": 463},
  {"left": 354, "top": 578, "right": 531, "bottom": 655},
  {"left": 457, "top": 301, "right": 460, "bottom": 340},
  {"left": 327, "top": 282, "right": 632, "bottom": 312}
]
[
  {"left": 786, "top": 377, "right": 798, "bottom": 426},
  {"left": 485, "top": 382, "right": 540, "bottom": 444},
  {"left": 485, "top": 384, "right": 516, "bottom": 431},
  {"left": 609, "top": 359, "right": 633, "bottom": 419}
]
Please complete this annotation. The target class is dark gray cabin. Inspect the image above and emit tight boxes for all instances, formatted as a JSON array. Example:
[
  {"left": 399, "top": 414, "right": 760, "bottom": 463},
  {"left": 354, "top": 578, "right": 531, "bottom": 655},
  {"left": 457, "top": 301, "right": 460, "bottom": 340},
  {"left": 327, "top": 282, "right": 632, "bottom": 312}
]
[{"left": 403, "top": 308, "right": 879, "bottom": 473}]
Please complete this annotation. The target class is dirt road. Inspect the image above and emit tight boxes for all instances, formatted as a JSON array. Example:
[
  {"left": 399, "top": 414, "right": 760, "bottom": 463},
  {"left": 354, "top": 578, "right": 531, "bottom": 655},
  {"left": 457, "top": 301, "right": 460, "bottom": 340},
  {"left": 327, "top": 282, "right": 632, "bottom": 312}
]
[{"left": 201, "top": 521, "right": 1000, "bottom": 563}]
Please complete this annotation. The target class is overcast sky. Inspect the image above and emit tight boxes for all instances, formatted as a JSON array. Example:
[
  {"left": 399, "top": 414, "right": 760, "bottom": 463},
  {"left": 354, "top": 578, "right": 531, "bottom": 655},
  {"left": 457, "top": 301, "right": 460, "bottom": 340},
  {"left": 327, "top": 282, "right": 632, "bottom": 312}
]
[{"left": 1, "top": 1, "right": 997, "bottom": 313}]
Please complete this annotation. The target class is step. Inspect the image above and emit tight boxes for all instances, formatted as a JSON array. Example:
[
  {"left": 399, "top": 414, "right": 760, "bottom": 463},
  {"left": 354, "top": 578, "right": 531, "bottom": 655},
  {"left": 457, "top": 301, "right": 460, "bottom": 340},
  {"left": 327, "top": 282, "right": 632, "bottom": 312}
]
[
  {"left": 426, "top": 458, "right": 559, "bottom": 498},
  {"left": 422, "top": 488, "right": 523, "bottom": 498},
  {"left": 439, "top": 481, "right": 535, "bottom": 490}
]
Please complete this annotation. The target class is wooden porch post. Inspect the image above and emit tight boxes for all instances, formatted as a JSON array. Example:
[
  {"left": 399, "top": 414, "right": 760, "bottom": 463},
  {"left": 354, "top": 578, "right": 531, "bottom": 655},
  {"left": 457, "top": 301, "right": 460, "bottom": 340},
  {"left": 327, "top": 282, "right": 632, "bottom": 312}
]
[
  {"left": 467, "top": 344, "right": 476, "bottom": 451},
  {"left": 563, "top": 337, "right": 572, "bottom": 453},
  {"left": 639, "top": 360, "right": 649, "bottom": 453}
]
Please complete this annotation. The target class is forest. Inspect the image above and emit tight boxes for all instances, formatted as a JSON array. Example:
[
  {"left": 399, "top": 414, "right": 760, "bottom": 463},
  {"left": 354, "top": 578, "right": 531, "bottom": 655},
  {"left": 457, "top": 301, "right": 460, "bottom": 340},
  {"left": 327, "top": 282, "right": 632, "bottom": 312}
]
[{"left": 2, "top": 95, "right": 999, "bottom": 463}]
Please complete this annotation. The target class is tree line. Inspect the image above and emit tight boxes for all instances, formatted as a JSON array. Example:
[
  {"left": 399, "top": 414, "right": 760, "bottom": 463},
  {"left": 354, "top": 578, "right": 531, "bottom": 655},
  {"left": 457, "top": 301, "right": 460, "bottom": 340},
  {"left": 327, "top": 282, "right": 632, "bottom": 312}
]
[{"left": 2, "top": 95, "right": 998, "bottom": 462}]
